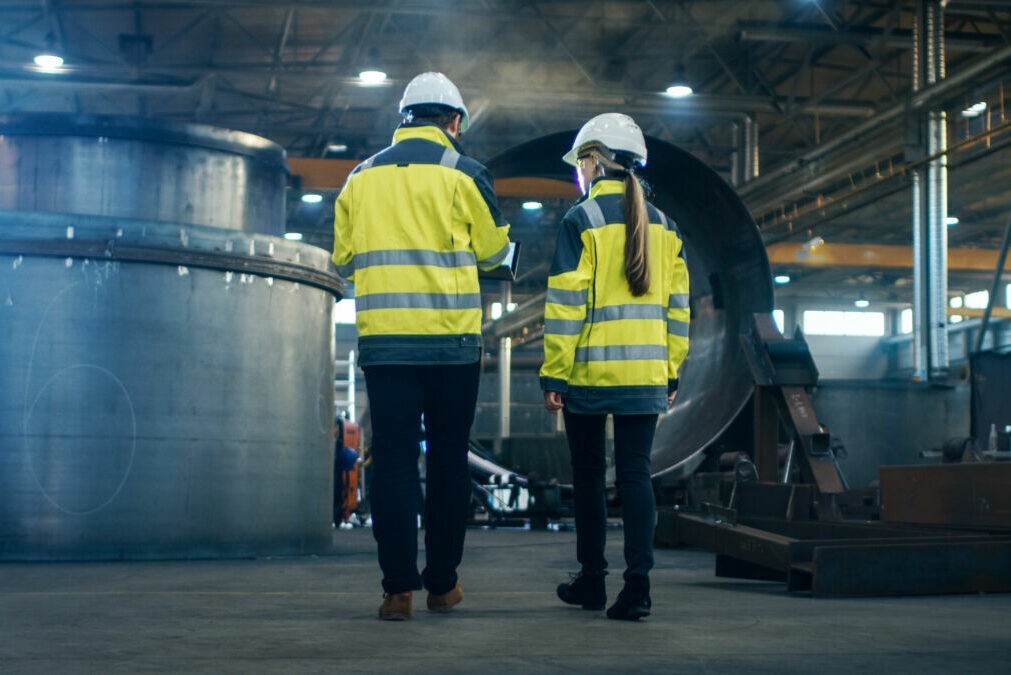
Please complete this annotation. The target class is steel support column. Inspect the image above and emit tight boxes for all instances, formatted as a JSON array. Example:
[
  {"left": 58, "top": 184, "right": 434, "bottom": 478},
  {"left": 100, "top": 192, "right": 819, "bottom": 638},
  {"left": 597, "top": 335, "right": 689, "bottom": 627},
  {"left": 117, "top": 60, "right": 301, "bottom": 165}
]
[{"left": 911, "top": 0, "right": 950, "bottom": 381}]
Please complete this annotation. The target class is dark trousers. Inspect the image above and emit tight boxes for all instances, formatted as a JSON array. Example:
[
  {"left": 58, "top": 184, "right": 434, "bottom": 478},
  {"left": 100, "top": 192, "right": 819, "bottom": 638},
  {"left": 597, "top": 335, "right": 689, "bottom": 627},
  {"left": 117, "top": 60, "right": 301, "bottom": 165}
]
[
  {"left": 364, "top": 362, "right": 480, "bottom": 594},
  {"left": 562, "top": 410, "right": 658, "bottom": 581}
]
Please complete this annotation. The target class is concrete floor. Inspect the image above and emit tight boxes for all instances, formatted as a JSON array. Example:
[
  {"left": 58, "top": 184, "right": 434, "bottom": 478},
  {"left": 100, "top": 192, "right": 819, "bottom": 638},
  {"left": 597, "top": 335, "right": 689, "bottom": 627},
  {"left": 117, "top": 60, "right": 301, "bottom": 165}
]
[{"left": 1, "top": 527, "right": 1009, "bottom": 674}]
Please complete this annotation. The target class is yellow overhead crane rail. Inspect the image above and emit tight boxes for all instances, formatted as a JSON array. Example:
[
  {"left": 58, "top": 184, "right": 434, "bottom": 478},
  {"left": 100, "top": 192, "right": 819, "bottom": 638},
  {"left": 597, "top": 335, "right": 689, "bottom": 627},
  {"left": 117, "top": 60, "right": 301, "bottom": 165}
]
[
  {"left": 767, "top": 241, "right": 1011, "bottom": 273},
  {"left": 290, "top": 157, "right": 1009, "bottom": 290},
  {"left": 289, "top": 158, "right": 579, "bottom": 199}
]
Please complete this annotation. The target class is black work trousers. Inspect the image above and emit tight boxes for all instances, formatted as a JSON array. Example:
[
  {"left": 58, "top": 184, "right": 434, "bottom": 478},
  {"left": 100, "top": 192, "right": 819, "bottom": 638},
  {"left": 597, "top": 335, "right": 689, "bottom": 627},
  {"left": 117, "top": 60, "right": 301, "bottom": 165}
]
[
  {"left": 364, "top": 362, "right": 480, "bottom": 595},
  {"left": 562, "top": 410, "right": 658, "bottom": 581}
]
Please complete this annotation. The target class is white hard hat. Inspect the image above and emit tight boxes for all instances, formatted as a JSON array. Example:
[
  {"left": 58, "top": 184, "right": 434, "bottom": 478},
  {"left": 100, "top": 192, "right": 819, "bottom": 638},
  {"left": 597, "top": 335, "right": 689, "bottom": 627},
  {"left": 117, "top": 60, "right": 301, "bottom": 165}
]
[
  {"left": 562, "top": 113, "right": 647, "bottom": 168},
  {"left": 399, "top": 72, "right": 470, "bottom": 132}
]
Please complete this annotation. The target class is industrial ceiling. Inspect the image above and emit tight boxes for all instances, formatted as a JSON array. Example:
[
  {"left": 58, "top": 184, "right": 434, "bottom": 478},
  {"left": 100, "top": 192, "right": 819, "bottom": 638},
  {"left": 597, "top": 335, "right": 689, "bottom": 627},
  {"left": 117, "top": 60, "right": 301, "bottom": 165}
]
[{"left": 2, "top": 0, "right": 1010, "bottom": 309}]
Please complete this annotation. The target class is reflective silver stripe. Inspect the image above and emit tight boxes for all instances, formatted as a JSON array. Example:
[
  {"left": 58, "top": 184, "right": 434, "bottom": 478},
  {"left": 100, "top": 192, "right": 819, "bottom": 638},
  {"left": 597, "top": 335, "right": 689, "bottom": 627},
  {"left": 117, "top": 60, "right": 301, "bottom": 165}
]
[
  {"left": 544, "top": 318, "right": 584, "bottom": 335},
  {"left": 356, "top": 292, "right": 482, "bottom": 311},
  {"left": 593, "top": 304, "right": 666, "bottom": 322},
  {"left": 440, "top": 147, "right": 461, "bottom": 169},
  {"left": 667, "top": 319, "right": 690, "bottom": 337},
  {"left": 668, "top": 293, "right": 690, "bottom": 309},
  {"left": 546, "top": 287, "right": 588, "bottom": 306},
  {"left": 574, "top": 345, "right": 668, "bottom": 363},
  {"left": 478, "top": 242, "right": 510, "bottom": 267},
  {"left": 578, "top": 199, "right": 607, "bottom": 229},
  {"left": 358, "top": 155, "right": 376, "bottom": 172},
  {"left": 354, "top": 249, "right": 476, "bottom": 270}
]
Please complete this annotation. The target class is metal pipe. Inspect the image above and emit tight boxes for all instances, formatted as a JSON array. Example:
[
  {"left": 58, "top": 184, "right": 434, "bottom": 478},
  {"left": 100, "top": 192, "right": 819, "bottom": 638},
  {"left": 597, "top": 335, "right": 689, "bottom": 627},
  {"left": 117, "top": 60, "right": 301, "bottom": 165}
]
[
  {"left": 912, "top": 169, "right": 929, "bottom": 381},
  {"left": 496, "top": 282, "right": 512, "bottom": 455},
  {"left": 927, "top": 108, "right": 950, "bottom": 376},
  {"left": 738, "top": 40, "right": 1011, "bottom": 201},
  {"left": 925, "top": 0, "right": 950, "bottom": 377}
]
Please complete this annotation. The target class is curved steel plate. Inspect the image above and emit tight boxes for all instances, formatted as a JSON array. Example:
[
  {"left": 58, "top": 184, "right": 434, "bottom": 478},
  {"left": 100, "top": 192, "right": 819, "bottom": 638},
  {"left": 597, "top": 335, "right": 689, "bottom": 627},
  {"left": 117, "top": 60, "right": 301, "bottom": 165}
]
[{"left": 488, "top": 133, "right": 773, "bottom": 476}]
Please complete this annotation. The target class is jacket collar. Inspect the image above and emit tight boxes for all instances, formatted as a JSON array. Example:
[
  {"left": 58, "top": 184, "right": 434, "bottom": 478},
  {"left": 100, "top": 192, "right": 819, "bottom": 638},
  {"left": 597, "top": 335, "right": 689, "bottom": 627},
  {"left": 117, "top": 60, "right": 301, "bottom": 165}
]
[
  {"left": 587, "top": 176, "right": 624, "bottom": 199},
  {"left": 392, "top": 122, "right": 465, "bottom": 154}
]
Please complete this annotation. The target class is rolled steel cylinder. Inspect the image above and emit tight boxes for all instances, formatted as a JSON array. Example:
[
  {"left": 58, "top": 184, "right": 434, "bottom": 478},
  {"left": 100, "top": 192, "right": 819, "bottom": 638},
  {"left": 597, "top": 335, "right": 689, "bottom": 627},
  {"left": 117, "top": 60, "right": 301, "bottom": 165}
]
[
  {"left": 0, "top": 115, "right": 342, "bottom": 560},
  {"left": 0, "top": 113, "right": 286, "bottom": 234},
  {"left": 488, "top": 133, "right": 773, "bottom": 477}
]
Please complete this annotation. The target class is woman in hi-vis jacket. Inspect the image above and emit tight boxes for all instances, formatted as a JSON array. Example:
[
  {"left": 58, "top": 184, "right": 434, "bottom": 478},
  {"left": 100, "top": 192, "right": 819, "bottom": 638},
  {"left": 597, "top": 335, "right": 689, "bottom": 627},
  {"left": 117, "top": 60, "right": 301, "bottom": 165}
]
[{"left": 540, "top": 113, "right": 690, "bottom": 621}]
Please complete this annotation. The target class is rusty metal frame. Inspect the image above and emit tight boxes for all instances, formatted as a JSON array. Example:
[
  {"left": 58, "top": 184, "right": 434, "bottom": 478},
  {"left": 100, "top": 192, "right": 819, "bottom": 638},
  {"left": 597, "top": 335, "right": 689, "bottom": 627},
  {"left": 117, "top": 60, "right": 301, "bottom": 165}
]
[{"left": 674, "top": 511, "right": 1011, "bottom": 596}]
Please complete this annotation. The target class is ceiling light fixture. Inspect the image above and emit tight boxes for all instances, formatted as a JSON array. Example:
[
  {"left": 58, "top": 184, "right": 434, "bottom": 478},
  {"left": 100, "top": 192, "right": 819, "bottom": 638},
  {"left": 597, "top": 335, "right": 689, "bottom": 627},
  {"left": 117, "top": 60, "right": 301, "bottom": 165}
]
[
  {"left": 665, "top": 63, "right": 694, "bottom": 98},
  {"left": 284, "top": 232, "right": 304, "bottom": 241},
  {"left": 301, "top": 193, "right": 323, "bottom": 204},
  {"left": 358, "top": 70, "right": 388, "bottom": 85},
  {"left": 854, "top": 294, "right": 870, "bottom": 308},
  {"left": 960, "top": 101, "right": 987, "bottom": 118},
  {"left": 945, "top": 216, "right": 959, "bottom": 226},
  {"left": 33, "top": 53, "right": 64, "bottom": 71},
  {"left": 774, "top": 274, "right": 791, "bottom": 285},
  {"left": 522, "top": 201, "right": 543, "bottom": 211},
  {"left": 664, "top": 84, "right": 693, "bottom": 98}
]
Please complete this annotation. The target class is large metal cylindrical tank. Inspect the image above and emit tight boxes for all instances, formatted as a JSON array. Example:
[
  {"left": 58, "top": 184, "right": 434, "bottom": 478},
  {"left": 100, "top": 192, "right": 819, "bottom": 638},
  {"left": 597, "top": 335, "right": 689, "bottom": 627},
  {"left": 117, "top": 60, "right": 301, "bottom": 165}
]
[
  {"left": 0, "top": 115, "right": 342, "bottom": 560},
  {"left": 0, "top": 113, "right": 285, "bottom": 234},
  {"left": 488, "top": 133, "right": 773, "bottom": 477}
]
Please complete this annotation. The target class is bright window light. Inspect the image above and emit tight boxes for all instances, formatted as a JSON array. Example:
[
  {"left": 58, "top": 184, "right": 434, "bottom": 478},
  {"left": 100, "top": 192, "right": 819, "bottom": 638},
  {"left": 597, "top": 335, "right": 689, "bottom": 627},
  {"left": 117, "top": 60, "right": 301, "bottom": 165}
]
[
  {"left": 358, "top": 70, "right": 388, "bottom": 85},
  {"left": 949, "top": 296, "right": 963, "bottom": 308},
  {"left": 1006, "top": 283, "right": 1011, "bottom": 309},
  {"left": 900, "top": 308, "right": 913, "bottom": 334},
  {"left": 964, "top": 290, "right": 989, "bottom": 309},
  {"left": 772, "top": 309, "right": 785, "bottom": 333},
  {"left": 522, "top": 201, "right": 543, "bottom": 211},
  {"left": 665, "top": 84, "right": 694, "bottom": 98},
  {"left": 803, "top": 310, "right": 885, "bottom": 336},
  {"left": 774, "top": 274, "right": 791, "bottom": 284},
  {"left": 960, "top": 101, "right": 987, "bottom": 118},
  {"left": 334, "top": 300, "right": 356, "bottom": 325},
  {"left": 284, "top": 232, "right": 303, "bottom": 241},
  {"left": 301, "top": 193, "right": 323, "bottom": 204}
]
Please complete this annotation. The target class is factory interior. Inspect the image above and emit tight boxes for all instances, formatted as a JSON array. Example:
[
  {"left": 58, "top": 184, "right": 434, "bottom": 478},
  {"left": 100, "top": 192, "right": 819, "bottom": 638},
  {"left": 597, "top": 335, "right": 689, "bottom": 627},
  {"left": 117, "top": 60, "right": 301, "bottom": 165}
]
[{"left": 1, "top": 1, "right": 1010, "bottom": 672}]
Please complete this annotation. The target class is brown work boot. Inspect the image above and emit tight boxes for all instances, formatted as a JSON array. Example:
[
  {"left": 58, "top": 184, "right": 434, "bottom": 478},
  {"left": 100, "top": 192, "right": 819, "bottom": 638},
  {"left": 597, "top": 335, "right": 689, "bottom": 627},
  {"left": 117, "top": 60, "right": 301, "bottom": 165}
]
[
  {"left": 378, "top": 591, "right": 412, "bottom": 621},
  {"left": 426, "top": 582, "right": 463, "bottom": 612}
]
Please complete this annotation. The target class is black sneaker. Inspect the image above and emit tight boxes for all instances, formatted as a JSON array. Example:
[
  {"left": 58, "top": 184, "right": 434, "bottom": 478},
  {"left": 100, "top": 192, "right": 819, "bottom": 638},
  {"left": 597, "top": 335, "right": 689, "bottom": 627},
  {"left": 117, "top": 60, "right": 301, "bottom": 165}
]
[
  {"left": 606, "top": 576, "right": 651, "bottom": 621},
  {"left": 556, "top": 571, "right": 607, "bottom": 610}
]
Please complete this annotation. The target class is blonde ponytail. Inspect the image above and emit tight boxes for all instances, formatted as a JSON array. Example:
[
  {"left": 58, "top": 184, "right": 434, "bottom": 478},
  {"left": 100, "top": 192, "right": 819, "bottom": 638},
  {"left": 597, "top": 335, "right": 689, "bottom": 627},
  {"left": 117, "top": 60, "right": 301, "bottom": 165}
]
[{"left": 623, "top": 172, "right": 650, "bottom": 296}]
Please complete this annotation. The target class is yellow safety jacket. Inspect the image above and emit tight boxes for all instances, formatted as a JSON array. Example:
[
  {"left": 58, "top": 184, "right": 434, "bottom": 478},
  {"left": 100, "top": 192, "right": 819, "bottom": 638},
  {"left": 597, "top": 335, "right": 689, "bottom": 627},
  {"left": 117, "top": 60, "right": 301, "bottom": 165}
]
[
  {"left": 540, "top": 177, "right": 690, "bottom": 415},
  {"left": 332, "top": 123, "right": 511, "bottom": 366}
]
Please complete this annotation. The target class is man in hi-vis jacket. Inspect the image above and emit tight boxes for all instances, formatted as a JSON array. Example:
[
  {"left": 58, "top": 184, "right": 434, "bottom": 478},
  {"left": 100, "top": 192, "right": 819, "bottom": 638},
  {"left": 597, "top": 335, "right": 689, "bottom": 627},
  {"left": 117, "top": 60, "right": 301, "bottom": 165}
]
[{"left": 332, "top": 72, "right": 511, "bottom": 621}]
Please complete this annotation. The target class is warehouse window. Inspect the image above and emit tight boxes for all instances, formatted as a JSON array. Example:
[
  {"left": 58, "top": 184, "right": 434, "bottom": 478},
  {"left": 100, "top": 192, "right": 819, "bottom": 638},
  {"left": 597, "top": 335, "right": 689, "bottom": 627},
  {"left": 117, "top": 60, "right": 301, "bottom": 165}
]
[
  {"left": 964, "top": 290, "right": 989, "bottom": 309},
  {"left": 772, "top": 309, "right": 785, "bottom": 333},
  {"left": 1007, "top": 283, "right": 1011, "bottom": 309},
  {"left": 334, "top": 300, "right": 356, "bottom": 325},
  {"left": 900, "top": 308, "right": 913, "bottom": 334},
  {"left": 802, "top": 310, "right": 885, "bottom": 336}
]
